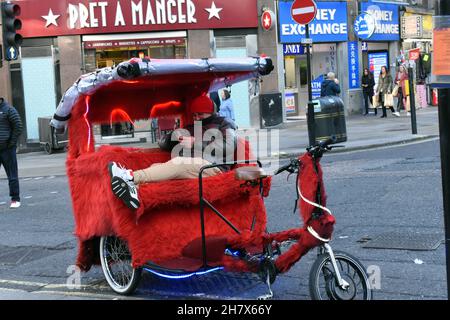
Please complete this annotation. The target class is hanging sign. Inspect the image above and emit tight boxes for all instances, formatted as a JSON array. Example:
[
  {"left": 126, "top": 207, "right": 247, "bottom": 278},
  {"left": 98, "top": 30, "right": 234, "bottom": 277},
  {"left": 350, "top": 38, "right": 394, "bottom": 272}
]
[
  {"left": 360, "top": 3, "right": 400, "bottom": 41},
  {"left": 354, "top": 13, "right": 376, "bottom": 40},
  {"left": 279, "top": 1, "right": 348, "bottom": 43}
]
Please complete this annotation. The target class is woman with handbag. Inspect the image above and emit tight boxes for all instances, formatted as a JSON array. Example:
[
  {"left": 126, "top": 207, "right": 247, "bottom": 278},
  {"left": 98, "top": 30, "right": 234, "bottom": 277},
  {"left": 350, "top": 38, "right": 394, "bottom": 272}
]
[
  {"left": 376, "top": 66, "right": 400, "bottom": 118},
  {"left": 361, "top": 68, "right": 376, "bottom": 115},
  {"left": 395, "top": 65, "right": 409, "bottom": 115}
]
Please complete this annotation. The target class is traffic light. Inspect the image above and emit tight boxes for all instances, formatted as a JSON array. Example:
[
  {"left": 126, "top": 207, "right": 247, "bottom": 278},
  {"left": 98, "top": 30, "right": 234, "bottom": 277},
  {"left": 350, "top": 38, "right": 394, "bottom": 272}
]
[{"left": 1, "top": 2, "right": 22, "bottom": 61}]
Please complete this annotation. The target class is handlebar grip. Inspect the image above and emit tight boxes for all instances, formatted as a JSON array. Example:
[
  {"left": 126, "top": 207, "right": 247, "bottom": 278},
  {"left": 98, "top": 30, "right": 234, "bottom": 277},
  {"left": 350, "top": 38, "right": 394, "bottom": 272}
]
[{"left": 319, "top": 135, "right": 337, "bottom": 148}]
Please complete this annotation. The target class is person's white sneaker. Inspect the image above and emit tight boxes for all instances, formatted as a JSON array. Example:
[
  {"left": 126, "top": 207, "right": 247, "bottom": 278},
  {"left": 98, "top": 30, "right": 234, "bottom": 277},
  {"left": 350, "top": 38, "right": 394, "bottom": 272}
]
[
  {"left": 10, "top": 201, "right": 21, "bottom": 209},
  {"left": 407, "top": 112, "right": 411, "bottom": 116},
  {"left": 108, "top": 162, "right": 140, "bottom": 210},
  {"left": 393, "top": 112, "right": 400, "bottom": 117}
]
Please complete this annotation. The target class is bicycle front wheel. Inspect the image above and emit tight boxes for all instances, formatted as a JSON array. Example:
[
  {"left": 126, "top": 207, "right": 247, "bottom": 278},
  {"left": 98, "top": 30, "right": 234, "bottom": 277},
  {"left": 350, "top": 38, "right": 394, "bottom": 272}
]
[{"left": 309, "top": 251, "right": 372, "bottom": 300}]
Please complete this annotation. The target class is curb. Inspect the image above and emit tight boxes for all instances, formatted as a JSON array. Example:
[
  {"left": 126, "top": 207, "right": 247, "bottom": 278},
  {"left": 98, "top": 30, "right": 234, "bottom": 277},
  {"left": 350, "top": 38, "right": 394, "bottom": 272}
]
[{"left": 266, "top": 135, "right": 439, "bottom": 161}]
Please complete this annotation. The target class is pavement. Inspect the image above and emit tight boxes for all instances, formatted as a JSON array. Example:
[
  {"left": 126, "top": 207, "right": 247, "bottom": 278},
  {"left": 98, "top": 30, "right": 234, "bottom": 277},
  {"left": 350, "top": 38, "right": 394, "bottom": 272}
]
[{"left": 0, "top": 106, "right": 440, "bottom": 179}]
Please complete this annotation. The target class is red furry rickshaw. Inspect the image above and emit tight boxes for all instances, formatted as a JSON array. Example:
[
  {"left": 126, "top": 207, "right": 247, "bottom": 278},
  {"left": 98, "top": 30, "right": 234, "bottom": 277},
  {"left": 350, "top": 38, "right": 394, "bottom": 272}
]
[{"left": 51, "top": 57, "right": 372, "bottom": 300}]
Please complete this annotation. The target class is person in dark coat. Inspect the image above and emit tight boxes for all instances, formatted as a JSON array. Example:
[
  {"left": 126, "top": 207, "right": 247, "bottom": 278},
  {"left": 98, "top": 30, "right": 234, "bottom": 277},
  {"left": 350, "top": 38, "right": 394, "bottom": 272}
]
[
  {"left": 320, "top": 72, "right": 341, "bottom": 97},
  {"left": 0, "top": 97, "right": 23, "bottom": 209},
  {"left": 361, "top": 68, "right": 376, "bottom": 115},
  {"left": 107, "top": 96, "right": 237, "bottom": 210}
]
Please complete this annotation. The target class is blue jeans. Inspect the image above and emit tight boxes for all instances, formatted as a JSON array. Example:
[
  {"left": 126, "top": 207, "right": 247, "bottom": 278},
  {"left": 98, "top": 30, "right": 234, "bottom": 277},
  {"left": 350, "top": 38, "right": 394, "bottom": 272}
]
[{"left": 0, "top": 147, "right": 20, "bottom": 202}]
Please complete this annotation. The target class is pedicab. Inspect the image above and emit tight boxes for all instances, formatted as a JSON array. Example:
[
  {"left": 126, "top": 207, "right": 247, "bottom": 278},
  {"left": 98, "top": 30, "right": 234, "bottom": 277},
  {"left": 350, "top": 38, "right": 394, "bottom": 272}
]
[{"left": 51, "top": 57, "right": 372, "bottom": 300}]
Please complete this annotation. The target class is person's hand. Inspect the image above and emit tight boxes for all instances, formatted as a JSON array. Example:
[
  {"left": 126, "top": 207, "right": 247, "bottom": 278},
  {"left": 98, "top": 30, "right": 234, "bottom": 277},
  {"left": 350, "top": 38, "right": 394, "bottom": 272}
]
[{"left": 334, "top": 79, "right": 339, "bottom": 85}]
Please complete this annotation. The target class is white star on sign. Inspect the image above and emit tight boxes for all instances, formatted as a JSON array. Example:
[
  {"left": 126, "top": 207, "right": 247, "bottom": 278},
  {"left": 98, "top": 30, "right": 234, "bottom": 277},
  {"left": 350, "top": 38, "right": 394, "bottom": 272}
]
[
  {"left": 264, "top": 15, "right": 271, "bottom": 28},
  {"left": 42, "top": 9, "right": 60, "bottom": 28},
  {"left": 205, "top": 1, "right": 223, "bottom": 20}
]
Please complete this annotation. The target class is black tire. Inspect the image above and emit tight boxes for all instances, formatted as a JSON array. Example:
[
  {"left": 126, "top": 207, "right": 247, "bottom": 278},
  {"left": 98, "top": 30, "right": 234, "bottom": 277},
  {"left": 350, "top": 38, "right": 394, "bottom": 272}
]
[
  {"left": 99, "top": 236, "right": 142, "bottom": 295},
  {"left": 309, "top": 251, "right": 372, "bottom": 300},
  {"left": 44, "top": 143, "right": 53, "bottom": 154}
]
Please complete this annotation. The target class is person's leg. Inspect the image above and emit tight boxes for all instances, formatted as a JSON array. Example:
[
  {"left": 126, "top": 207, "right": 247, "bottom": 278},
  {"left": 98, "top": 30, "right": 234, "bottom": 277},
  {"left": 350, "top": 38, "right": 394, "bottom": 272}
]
[
  {"left": 396, "top": 90, "right": 402, "bottom": 112},
  {"left": 1, "top": 147, "right": 20, "bottom": 203},
  {"left": 134, "top": 157, "right": 222, "bottom": 184},
  {"left": 381, "top": 93, "right": 387, "bottom": 117},
  {"left": 363, "top": 92, "right": 369, "bottom": 115}
]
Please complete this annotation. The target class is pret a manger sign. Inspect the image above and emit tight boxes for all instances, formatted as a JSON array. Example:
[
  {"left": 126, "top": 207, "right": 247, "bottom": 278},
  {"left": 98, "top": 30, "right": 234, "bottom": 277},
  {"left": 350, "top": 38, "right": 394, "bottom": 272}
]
[{"left": 16, "top": 0, "right": 258, "bottom": 38}]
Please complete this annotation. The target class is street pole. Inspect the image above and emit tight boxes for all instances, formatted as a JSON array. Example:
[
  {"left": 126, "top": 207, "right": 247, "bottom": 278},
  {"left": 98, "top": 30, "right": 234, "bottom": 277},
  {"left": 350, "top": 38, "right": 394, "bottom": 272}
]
[
  {"left": 408, "top": 66, "right": 418, "bottom": 134},
  {"left": 436, "top": 0, "right": 450, "bottom": 299},
  {"left": 305, "top": 24, "right": 315, "bottom": 146}
]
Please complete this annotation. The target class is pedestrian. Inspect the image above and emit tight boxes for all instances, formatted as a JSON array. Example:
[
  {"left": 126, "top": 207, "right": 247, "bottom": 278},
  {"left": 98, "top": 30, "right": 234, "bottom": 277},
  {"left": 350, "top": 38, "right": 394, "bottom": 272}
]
[
  {"left": 219, "top": 89, "right": 236, "bottom": 122},
  {"left": 320, "top": 72, "right": 341, "bottom": 97},
  {"left": 395, "top": 65, "right": 410, "bottom": 116},
  {"left": 361, "top": 68, "right": 376, "bottom": 116},
  {"left": 107, "top": 95, "right": 237, "bottom": 210},
  {"left": 0, "top": 97, "right": 23, "bottom": 209},
  {"left": 376, "top": 66, "right": 400, "bottom": 118}
]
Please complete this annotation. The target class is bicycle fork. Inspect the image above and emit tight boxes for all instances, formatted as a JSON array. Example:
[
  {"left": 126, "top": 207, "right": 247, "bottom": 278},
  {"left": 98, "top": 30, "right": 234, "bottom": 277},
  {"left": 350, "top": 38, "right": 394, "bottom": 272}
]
[{"left": 321, "top": 243, "right": 350, "bottom": 290}]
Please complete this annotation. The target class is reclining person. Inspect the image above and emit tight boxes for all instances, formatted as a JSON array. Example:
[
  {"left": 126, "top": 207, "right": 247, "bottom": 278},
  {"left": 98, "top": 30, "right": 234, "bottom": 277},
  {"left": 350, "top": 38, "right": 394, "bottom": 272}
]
[{"left": 108, "top": 95, "right": 238, "bottom": 210}]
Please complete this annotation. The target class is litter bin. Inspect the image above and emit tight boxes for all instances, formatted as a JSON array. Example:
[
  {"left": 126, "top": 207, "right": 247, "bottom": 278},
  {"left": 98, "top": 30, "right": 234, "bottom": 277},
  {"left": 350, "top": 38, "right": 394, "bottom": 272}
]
[
  {"left": 38, "top": 117, "right": 69, "bottom": 154},
  {"left": 311, "top": 96, "right": 347, "bottom": 144}
]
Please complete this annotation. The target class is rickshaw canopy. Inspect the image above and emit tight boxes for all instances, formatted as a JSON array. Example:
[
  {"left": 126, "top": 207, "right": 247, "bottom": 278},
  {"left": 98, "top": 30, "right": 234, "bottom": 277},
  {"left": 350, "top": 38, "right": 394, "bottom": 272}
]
[{"left": 51, "top": 57, "right": 274, "bottom": 129}]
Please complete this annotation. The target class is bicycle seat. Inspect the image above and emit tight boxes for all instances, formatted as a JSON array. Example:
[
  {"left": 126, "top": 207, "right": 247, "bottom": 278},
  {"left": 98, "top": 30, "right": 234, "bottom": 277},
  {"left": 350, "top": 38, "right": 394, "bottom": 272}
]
[{"left": 235, "top": 166, "right": 267, "bottom": 181}]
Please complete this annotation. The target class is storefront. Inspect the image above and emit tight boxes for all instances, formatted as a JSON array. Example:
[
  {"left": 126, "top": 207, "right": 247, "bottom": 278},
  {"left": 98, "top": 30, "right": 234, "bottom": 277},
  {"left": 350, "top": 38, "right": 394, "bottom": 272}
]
[
  {"left": 278, "top": 1, "right": 348, "bottom": 118},
  {"left": 5, "top": 0, "right": 264, "bottom": 146},
  {"left": 359, "top": 2, "right": 401, "bottom": 86},
  {"left": 400, "top": 7, "right": 434, "bottom": 106}
]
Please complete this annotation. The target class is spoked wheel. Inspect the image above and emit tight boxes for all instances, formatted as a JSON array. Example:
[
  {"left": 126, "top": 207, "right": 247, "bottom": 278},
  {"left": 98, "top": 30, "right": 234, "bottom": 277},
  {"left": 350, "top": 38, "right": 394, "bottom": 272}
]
[
  {"left": 309, "top": 251, "right": 372, "bottom": 300},
  {"left": 99, "top": 236, "right": 142, "bottom": 295}
]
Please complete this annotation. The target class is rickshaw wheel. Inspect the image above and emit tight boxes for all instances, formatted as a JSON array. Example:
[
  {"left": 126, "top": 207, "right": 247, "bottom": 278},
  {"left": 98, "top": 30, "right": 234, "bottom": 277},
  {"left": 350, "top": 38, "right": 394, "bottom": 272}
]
[
  {"left": 309, "top": 251, "right": 372, "bottom": 300},
  {"left": 99, "top": 236, "right": 142, "bottom": 295}
]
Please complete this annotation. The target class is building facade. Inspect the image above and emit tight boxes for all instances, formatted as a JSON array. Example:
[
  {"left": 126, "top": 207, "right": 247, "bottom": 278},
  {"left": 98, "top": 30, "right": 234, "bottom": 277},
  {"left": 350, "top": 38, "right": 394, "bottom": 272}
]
[
  {"left": 0, "top": 0, "right": 437, "bottom": 151},
  {"left": 0, "top": 0, "right": 282, "bottom": 150}
]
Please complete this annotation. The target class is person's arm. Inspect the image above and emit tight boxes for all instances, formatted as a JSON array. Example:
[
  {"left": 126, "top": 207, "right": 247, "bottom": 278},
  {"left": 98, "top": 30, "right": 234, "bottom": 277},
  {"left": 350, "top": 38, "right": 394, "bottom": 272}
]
[
  {"left": 229, "top": 101, "right": 236, "bottom": 122},
  {"left": 333, "top": 81, "right": 341, "bottom": 95},
  {"left": 7, "top": 107, "right": 23, "bottom": 148}
]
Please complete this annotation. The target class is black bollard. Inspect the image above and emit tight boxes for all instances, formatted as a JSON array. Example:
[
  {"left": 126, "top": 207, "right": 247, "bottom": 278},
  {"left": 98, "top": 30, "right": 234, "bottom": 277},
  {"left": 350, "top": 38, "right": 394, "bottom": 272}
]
[{"left": 408, "top": 66, "right": 418, "bottom": 135}]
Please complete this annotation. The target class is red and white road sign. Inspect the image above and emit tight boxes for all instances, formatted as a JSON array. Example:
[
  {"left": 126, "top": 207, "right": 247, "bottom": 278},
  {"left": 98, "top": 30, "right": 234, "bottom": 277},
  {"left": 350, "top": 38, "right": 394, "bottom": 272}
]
[
  {"left": 409, "top": 48, "right": 421, "bottom": 61},
  {"left": 261, "top": 10, "right": 275, "bottom": 31},
  {"left": 291, "top": 0, "right": 317, "bottom": 25}
]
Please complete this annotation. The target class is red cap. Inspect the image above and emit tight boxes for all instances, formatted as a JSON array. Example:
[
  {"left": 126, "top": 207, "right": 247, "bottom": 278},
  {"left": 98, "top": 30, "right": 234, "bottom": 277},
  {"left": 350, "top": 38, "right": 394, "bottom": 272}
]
[{"left": 190, "top": 96, "right": 214, "bottom": 113}]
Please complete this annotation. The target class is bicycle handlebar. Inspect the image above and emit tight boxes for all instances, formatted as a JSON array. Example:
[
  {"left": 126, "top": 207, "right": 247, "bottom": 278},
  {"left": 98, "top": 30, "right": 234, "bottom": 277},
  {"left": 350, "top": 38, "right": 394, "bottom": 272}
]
[{"left": 274, "top": 136, "right": 338, "bottom": 175}]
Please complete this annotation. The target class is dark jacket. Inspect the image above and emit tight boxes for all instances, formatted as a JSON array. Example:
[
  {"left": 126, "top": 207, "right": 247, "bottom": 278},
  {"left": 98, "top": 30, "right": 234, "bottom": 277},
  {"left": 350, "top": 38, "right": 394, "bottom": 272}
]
[
  {"left": 321, "top": 80, "right": 341, "bottom": 97},
  {"left": 158, "top": 113, "right": 237, "bottom": 170},
  {"left": 376, "top": 73, "right": 394, "bottom": 95},
  {"left": 0, "top": 98, "right": 23, "bottom": 150},
  {"left": 361, "top": 74, "right": 375, "bottom": 96}
]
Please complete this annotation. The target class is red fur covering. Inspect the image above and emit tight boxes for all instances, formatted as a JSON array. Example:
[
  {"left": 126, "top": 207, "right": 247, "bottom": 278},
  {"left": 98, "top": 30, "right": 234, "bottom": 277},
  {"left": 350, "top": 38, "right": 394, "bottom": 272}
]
[
  {"left": 223, "top": 153, "right": 335, "bottom": 274},
  {"left": 66, "top": 91, "right": 333, "bottom": 275},
  {"left": 66, "top": 97, "right": 271, "bottom": 271}
]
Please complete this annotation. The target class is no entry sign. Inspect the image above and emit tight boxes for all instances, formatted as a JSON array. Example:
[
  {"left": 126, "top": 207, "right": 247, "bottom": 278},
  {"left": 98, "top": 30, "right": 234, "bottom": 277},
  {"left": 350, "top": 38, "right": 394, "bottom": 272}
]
[{"left": 291, "top": 0, "right": 317, "bottom": 25}]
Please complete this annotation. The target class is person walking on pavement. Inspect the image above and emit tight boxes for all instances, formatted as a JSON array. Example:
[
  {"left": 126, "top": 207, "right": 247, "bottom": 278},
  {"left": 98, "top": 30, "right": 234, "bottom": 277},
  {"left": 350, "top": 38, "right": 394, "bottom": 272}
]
[
  {"left": 320, "top": 72, "right": 341, "bottom": 97},
  {"left": 395, "top": 65, "right": 410, "bottom": 116},
  {"left": 361, "top": 68, "right": 376, "bottom": 116},
  {"left": 376, "top": 66, "right": 400, "bottom": 118},
  {"left": 0, "top": 97, "right": 23, "bottom": 209},
  {"left": 219, "top": 89, "right": 236, "bottom": 122}
]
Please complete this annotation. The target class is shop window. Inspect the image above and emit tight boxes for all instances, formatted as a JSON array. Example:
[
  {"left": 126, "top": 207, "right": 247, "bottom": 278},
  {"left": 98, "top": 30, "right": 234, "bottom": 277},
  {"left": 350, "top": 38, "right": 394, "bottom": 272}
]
[{"left": 285, "top": 57, "right": 296, "bottom": 88}]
